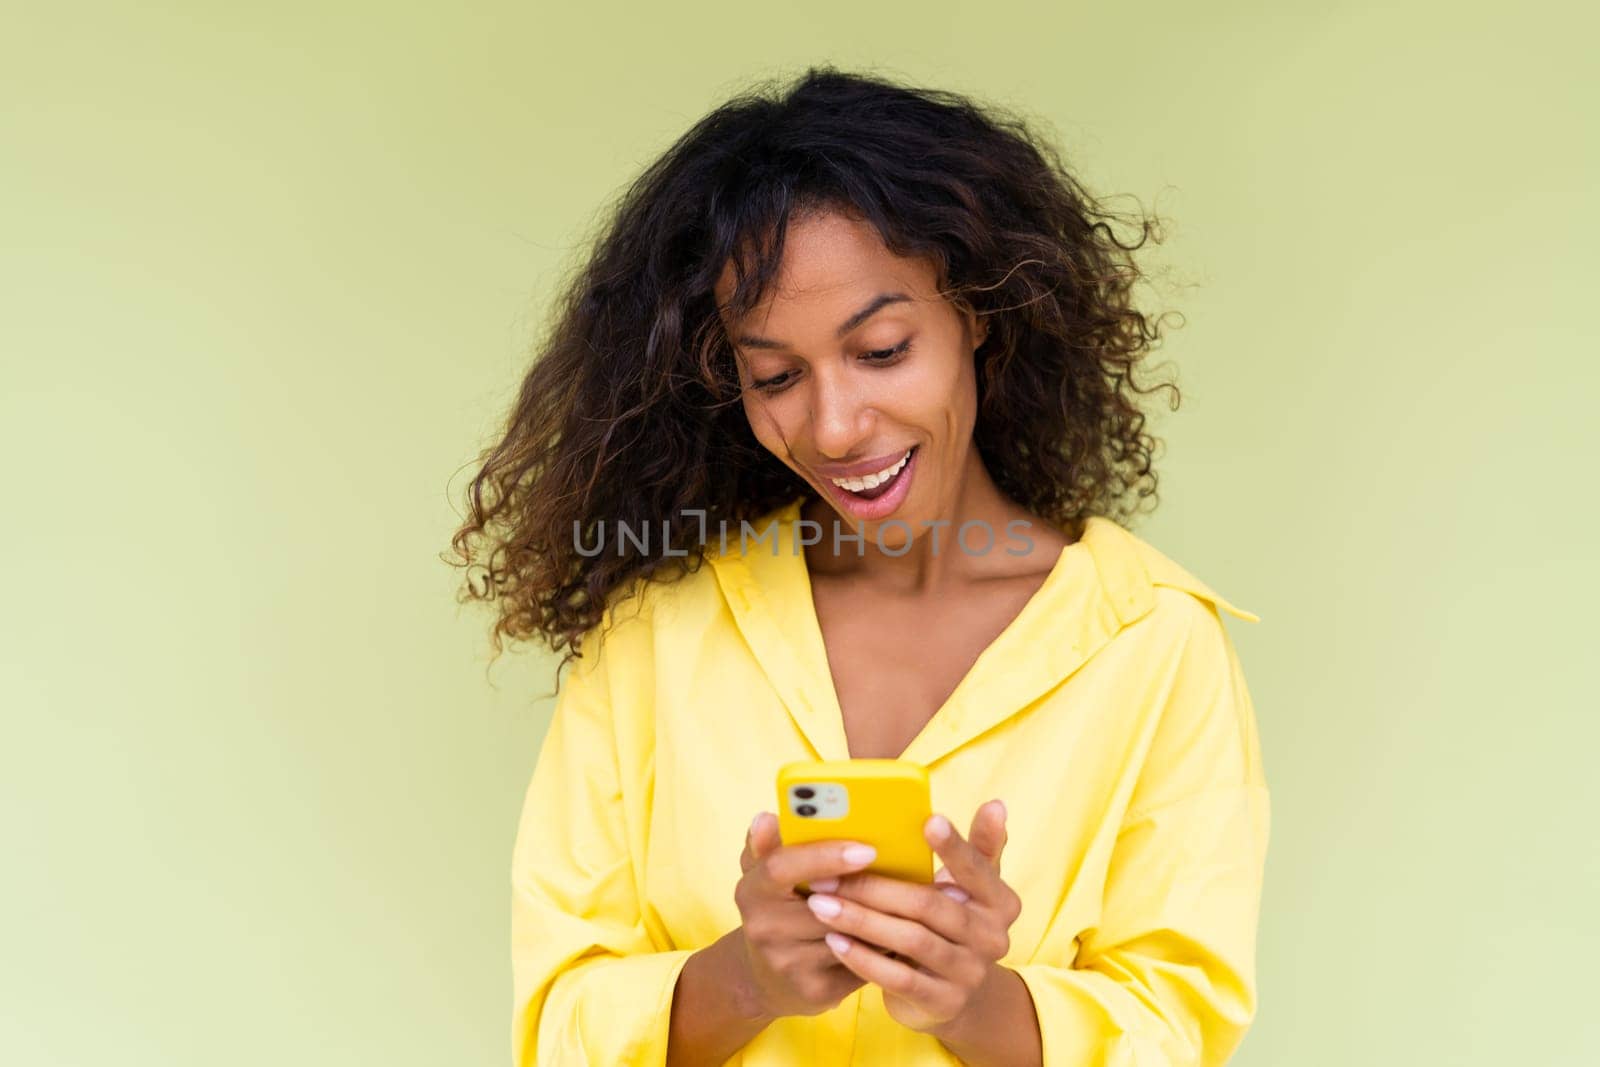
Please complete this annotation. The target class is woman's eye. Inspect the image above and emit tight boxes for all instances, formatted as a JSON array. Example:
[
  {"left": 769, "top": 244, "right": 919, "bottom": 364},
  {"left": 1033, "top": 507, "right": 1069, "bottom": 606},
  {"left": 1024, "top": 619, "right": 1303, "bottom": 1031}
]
[
  {"left": 864, "top": 339, "right": 913, "bottom": 363},
  {"left": 752, "top": 341, "right": 911, "bottom": 394}
]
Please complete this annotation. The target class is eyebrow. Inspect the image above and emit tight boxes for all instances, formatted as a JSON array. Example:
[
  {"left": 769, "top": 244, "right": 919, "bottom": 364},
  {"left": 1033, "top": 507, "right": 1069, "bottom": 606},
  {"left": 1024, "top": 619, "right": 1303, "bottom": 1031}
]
[{"left": 733, "top": 292, "right": 913, "bottom": 350}]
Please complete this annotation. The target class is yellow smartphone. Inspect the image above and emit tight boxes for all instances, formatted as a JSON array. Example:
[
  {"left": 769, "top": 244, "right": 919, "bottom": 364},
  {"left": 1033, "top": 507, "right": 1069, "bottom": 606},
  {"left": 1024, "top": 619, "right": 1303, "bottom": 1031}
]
[{"left": 776, "top": 758, "right": 935, "bottom": 887}]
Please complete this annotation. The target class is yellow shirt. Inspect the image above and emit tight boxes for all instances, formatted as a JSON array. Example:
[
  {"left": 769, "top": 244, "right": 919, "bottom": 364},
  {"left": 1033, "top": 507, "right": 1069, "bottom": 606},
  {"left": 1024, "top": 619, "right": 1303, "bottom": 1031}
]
[{"left": 511, "top": 497, "right": 1270, "bottom": 1065}]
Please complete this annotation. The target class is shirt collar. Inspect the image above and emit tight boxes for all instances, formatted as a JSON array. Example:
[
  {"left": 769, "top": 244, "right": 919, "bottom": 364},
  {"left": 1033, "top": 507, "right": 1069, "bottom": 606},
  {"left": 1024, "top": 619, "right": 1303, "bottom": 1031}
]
[{"left": 706, "top": 497, "right": 1255, "bottom": 766}]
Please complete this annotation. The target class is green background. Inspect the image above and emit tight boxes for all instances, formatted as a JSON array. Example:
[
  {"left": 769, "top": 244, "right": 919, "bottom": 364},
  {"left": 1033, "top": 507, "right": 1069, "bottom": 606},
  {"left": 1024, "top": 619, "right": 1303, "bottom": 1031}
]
[{"left": 4, "top": 2, "right": 1594, "bottom": 1064}]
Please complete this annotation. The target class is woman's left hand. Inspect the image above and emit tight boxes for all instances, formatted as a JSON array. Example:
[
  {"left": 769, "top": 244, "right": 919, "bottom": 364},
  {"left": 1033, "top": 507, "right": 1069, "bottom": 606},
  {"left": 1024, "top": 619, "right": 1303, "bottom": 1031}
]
[{"left": 802, "top": 798, "right": 1022, "bottom": 1034}]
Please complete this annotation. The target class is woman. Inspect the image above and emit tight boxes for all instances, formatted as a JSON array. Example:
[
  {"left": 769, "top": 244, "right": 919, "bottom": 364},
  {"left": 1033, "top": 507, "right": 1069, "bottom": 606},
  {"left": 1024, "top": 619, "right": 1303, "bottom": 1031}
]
[{"left": 450, "top": 66, "right": 1270, "bottom": 1066}]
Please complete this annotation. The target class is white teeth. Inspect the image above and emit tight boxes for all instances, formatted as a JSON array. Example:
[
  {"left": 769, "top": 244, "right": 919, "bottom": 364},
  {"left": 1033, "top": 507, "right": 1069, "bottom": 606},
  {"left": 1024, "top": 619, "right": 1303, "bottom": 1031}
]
[{"left": 829, "top": 449, "right": 911, "bottom": 492}]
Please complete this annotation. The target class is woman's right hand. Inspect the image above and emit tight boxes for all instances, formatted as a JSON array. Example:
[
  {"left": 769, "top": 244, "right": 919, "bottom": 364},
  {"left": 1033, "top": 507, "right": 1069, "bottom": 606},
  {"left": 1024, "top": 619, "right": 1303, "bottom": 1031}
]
[{"left": 732, "top": 811, "right": 877, "bottom": 1018}]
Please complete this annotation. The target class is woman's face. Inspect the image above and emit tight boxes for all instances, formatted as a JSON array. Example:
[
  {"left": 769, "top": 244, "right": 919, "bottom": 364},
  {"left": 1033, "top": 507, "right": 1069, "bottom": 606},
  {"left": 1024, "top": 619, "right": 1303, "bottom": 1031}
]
[{"left": 715, "top": 209, "right": 987, "bottom": 544}]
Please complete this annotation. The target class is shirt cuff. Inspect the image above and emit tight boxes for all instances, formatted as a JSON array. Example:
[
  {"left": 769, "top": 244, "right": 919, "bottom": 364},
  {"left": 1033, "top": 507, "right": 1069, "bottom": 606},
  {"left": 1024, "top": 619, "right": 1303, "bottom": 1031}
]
[
  {"left": 533, "top": 948, "right": 699, "bottom": 1064},
  {"left": 1012, "top": 961, "right": 1177, "bottom": 1065}
]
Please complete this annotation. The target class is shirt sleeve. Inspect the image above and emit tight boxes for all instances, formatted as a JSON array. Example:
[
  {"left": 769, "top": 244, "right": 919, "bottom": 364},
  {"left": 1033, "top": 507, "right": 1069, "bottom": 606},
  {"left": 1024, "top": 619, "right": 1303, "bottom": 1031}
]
[
  {"left": 510, "top": 637, "right": 695, "bottom": 1065},
  {"left": 1014, "top": 592, "right": 1271, "bottom": 1066}
]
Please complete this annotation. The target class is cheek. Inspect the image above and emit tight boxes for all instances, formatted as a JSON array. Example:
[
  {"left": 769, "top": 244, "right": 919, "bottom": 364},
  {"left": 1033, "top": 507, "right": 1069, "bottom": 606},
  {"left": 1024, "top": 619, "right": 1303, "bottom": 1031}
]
[
  {"left": 956, "top": 364, "right": 978, "bottom": 424},
  {"left": 921, "top": 355, "right": 977, "bottom": 446},
  {"left": 904, "top": 352, "right": 974, "bottom": 425}
]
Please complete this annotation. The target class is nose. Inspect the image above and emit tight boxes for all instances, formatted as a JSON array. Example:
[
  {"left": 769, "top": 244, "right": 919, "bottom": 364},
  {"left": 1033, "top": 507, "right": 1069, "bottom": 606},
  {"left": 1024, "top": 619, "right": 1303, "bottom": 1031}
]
[{"left": 807, "top": 367, "right": 873, "bottom": 460}]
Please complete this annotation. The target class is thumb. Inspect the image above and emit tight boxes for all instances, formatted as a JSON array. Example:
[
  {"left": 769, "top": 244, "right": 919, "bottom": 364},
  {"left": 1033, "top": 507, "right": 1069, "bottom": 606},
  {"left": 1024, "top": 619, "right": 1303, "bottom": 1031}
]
[
  {"left": 752, "top": 810, "right": 782, "bottom": 858},
  {"left": 741, "top": 811, "right": 778, "bottom": 873},
  {"left": 968, "top": 799, "right": 1008, "bottom": 866}
]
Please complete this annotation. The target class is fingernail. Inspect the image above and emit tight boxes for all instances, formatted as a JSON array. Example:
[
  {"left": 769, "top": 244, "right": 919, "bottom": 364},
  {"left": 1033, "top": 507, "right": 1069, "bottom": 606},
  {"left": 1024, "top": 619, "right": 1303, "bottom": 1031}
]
[
  {"left": 825, "top": 931, "right": 851, "bottom": 954},
  {"left": 807, "top": 894, "right": 842, "bottom": 919},
  {"left": 842, "top": 844, "right": 876, "bottom": 867},
  {"left": 926, "top": 814, "right": 951, "bottom": 843},
  {"left": 992, "top": 799, "right": 1007, "bottom": 821},
  {"left": 809, "top": 877, "right": 839, "bottom": 892},
  {"left": 940, "top": 885, "right": 970, "bottom": 902}
]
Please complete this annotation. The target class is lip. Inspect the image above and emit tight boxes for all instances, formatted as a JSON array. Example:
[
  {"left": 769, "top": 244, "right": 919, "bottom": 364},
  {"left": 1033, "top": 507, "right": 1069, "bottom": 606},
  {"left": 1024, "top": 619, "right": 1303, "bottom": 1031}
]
[
  {"left": 818, "top": 445, "right": 919, "bottom": 522},
  {"left": 811, "top": 449, "right": 917, "bottom": 480}
]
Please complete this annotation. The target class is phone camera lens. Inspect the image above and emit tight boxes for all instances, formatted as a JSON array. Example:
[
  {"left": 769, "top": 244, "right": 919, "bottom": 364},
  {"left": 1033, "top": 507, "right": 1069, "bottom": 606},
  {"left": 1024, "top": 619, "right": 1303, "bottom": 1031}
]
[
  {"left": 794, "top": 787, "right": 815, "bottom": 799},
  {"left": 796, "top": 804, "right": 817, "bottom": 816}
]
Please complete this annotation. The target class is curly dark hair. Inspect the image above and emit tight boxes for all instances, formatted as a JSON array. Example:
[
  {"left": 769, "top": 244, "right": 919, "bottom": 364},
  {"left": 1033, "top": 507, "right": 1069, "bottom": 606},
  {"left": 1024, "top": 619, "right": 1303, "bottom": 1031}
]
[{"left": 445, "top": 64, "right": 1184, "bottom": 679}]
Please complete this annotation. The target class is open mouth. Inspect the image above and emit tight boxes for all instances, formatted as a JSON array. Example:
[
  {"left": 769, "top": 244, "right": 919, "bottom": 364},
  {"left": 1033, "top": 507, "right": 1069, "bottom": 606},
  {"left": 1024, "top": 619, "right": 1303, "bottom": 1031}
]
[
  {"left": 832, "top": 446, "right": 915, "bottom": 500},
  {"left": 816, "top": 445, "right": 922, "bottom": 524}
]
